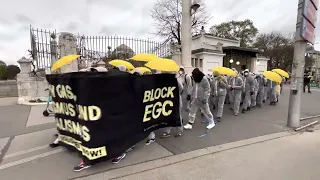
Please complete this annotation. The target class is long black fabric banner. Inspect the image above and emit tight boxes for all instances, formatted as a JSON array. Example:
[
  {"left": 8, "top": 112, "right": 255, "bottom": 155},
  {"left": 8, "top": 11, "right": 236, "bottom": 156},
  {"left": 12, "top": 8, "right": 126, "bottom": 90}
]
[{"left": 46, "top": 71, "right": 180, "bottom": 164}]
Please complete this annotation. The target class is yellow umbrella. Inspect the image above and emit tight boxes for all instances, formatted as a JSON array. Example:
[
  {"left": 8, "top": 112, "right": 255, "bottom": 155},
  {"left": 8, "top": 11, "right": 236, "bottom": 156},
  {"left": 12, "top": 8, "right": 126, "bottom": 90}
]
[
  {"left": 145, "top": 58, "right": 179, "bottom": 72},
  {"left": 131, "top": 53, "right": 159, "bottom": 62},
  {"left": 211, "top": 66, "right": 237, "bottom": 76},
  {"left": 263, "top": 71, "right": 282, "bottom": 83},
  {"left": 272, "top": 69, "right": 289, "bottom": 78},
  {"left": 51, "top": 54, "right": 80, "bottom": 71},
  {"left": 109, "top": 59, "right": 134, "bottom": 70},
  {"left": 135, "top": 67, "right": 151, "bottom": 73}
]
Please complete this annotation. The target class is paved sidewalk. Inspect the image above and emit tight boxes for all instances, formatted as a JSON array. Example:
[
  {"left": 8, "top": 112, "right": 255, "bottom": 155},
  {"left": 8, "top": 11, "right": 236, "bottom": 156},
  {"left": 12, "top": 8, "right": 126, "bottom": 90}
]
[{"left": 79, "top": 127, "right": 320, "bottom": 180}]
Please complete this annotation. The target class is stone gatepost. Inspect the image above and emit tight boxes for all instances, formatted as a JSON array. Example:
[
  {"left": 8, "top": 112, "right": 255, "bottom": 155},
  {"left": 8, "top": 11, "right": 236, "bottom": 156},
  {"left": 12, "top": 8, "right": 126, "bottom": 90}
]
[
  {"left": 16, "top": 57, "right": 48, "bottom": 104},
  {"left": 58, "top": 32, "right": 78, "bottom": 73},
  {"left": 16, "top": 57, "right": 32, "bottom": 104}
]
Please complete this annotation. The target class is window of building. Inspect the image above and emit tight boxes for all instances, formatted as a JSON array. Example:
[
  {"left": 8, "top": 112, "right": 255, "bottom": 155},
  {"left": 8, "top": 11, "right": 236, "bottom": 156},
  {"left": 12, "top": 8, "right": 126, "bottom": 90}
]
[
  {"left": 199, "top": 59, "right": 203, "bottom": 67},
  {"left": 195, "top": 58, "right": 198, "bottom": 67}
]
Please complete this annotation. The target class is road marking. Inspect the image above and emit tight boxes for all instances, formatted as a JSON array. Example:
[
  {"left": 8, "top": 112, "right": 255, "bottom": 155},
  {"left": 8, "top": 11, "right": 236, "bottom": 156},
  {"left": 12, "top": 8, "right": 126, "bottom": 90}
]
[
  {"left": 0, "top": 149, "right": 64, "bottom": 170},
  {"left": 3, "top": 145, "right": 61, "bottom": 159}
]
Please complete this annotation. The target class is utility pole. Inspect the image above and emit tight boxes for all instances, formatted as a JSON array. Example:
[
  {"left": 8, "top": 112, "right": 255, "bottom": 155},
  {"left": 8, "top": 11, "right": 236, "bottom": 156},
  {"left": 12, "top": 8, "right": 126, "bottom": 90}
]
[
  {"left": 287, "top": 0, "right": 318, "bottom": 128},
  {"left": 181, "top": 0, "right": 192, "bottom": 74}
]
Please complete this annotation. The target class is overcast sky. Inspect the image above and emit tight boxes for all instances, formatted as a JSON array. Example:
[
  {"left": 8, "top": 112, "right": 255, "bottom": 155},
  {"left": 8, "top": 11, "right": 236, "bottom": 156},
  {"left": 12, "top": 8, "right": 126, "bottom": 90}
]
[{"left": 0, "top": 0, "right": 319, "bottom": 65}]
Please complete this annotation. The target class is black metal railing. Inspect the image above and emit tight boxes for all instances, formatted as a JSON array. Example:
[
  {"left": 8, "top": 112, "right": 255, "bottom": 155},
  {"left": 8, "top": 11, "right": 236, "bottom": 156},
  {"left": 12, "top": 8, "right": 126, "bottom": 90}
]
[{"left": 30, "top": 26, "right": 172, "bottom": 69}]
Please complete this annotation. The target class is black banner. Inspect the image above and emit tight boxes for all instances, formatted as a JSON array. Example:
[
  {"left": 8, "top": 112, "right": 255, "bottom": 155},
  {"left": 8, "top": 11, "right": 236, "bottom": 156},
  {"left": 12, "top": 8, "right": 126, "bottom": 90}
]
[{"left": 46, "top": 71, "right": 180, "bottom": 164}]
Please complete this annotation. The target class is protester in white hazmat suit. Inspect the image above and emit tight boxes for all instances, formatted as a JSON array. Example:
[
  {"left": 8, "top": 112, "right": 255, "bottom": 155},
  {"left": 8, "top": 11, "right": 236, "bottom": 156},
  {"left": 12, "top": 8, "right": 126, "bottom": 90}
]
[
  {"left": 250, "top": 73, "right": 259, "bottom": 108},
  {"left": 241, "top": 69, "right": 254, "bottom": 113},
  {"left": 184, "top": 68, "right": 215, "bottom": 130},
  {"left": 267, "top": 79, "right": 277, "bottom": 105},
  {"left": 210, "top": 71, "right": 228, "bottom": 122},
  {"left": 177, "top": 66, "right": 193, "bottom": 112},
  {"left": 255, "top": 74, "right": 266, "bottom": 108},
  {"left": 228, "top": 69, "right": 243, "bottom": 116},
  {"left": 161, "top": 71, "right": 184, "bottom": 138}
]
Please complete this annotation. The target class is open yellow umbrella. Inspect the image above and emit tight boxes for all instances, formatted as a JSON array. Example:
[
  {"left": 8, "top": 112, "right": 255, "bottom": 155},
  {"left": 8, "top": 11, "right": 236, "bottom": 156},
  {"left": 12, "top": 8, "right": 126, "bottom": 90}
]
[
  {"left": 109, "top": 59, "right": 134, "bottom": 70},
  {"left": 51, "top": 54, "right": 80, "bottom": 71},
  {"left": 135, "top": 67, "right": 151, "bottom": 73},
  {"left": 272, "top": 69, "right": 289, "bottom": 78},
  {"left": 131, "top": 53, "right": 159, "bottom": 62},
  {"left": 145, "top": 58, "right": 179, "bottom": 72},
  {"left": 211, "top": 66, "right": 237, "bottom": 76},
  {"left": 263, "top": 71, "right": 282, "bottom": 83}
]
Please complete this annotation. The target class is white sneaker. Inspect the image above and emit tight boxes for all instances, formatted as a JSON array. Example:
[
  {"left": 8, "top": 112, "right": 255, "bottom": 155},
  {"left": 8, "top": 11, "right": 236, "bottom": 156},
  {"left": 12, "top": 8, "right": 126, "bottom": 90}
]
[
  {"left": 206, "top": 123, "right": 216, "bottom": 129},
  {"left": 184, "top": 124, "right": 193, "bottom": 130}
]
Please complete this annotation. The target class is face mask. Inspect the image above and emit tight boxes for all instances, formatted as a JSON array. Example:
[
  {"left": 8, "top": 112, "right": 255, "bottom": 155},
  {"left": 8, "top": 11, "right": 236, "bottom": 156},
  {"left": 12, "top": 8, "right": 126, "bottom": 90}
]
[
  {"left": 179, "top": 71, "right": 183, "bottom": 75},
  {"left": 244, "top": 73, "right": 248, "bottom": 76}
]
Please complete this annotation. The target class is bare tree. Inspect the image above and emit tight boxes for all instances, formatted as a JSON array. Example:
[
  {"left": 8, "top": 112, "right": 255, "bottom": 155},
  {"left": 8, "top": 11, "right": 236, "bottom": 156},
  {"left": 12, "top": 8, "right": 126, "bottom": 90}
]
[
  {"left": 151, "top": 0, "right": 211, "bottom": 45},
  {"left": 253, "top": 32, "right": 314, "bottom": 71}
]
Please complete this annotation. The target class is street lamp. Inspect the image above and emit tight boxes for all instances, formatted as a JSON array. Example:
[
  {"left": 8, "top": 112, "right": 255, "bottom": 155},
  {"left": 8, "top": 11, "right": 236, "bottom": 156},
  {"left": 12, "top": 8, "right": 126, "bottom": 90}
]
[
  {"left": 236, "top": 61, "right": 240, "bottom": 65},
  {"left": 229, "top": 59, "right": 234, "bottom": 63},
  {"left": 190, "top": 3, "right": 200, "bottom": 14}
]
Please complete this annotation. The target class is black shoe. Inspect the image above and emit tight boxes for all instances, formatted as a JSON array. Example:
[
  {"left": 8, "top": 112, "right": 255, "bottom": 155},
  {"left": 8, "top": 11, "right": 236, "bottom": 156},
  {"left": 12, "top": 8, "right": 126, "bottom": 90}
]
[
  {"left": 54, "top": 134, "right": 58, "bottom": 137},
  {"left": 247, "top": 107, "right": 251, "bottom": 111},
  {"left": 262, "top": 100, "right": 266, "bottom": 103},
  {"left": 112, "top": 153, "right": 126, "bottom": 164},
  {"left": 160, "top": 133, "right": 171, "bottom": 139},
  {"left": 49, "top": 143, "right": 59, "bottom": 148},
  {"left": 257, "top": 104, "right": 262, "bottom": 108},
  {"left": 216, "top": 117, "right": 221, "bottom": 122},
  {"left": 242, "top": 109, "right": 246, "bottom": 113},
  {"left": 308, "top": 91, "right": 312, "bottom": 93},
  {"left": 74, "top": 161, "right": 91, "bottom": 172}
]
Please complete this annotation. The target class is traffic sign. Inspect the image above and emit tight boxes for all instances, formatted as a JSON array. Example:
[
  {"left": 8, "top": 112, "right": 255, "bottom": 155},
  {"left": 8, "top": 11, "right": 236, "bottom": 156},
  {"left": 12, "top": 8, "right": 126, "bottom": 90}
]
[
  {"left": 300, "top": 17, "right": 315, "bottom": 43},
  {"left": 303, "top": 0, "right": 318, "bottom": 26},
  {"left": 310, "top": 0, "right": 318, "bottom": 9}
]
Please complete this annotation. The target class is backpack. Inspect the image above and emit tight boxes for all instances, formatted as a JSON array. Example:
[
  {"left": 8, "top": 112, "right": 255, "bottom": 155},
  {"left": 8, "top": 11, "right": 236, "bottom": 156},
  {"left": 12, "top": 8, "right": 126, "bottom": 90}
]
[{"left": 185, "top": 74, "right": 194, "bottom": 86}]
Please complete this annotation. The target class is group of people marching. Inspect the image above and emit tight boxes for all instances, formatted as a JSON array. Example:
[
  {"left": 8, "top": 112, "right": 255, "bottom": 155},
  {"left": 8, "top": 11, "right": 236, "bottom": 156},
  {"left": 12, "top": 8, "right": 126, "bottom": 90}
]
[{"left": 49, "top": 65, "right": 285, "bottom": 172}]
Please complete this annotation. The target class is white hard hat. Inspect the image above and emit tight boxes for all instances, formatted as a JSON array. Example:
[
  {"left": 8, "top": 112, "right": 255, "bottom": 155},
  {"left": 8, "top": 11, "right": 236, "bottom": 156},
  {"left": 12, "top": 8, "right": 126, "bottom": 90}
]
[{"left": 179, "top": 66, "right": 184, "bottom": 69}]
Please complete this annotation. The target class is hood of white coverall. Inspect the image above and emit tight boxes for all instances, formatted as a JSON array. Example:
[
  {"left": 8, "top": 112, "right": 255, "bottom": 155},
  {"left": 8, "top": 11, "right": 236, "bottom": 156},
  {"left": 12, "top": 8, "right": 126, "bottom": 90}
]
[{"left": 118, "top": 65, "right": 127, "bottom": 72}]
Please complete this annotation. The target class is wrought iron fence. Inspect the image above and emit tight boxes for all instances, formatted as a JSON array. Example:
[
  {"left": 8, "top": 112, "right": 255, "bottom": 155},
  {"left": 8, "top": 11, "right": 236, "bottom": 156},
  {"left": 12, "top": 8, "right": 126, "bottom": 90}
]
[
  {"left": 30, "top": 26, "right": 57, "bottom": 70},
  {"left": 77, "top": 35, "right": 171, "bottom": 67},
  {"left": 30, "top": 26, "right": 172, "bottom": 69}
]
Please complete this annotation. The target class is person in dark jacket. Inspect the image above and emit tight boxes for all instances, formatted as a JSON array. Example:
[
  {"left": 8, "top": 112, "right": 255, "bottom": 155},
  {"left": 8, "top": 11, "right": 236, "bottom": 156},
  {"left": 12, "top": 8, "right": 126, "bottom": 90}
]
[{"left": 303, "top": 73, "right": 311, "bottom": 93}]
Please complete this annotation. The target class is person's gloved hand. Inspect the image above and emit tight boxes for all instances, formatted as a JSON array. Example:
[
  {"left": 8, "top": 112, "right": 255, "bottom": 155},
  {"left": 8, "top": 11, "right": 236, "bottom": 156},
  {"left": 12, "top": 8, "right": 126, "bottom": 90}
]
[
  {"left": 202, "top": 99, "right": 208, "bottom": 104},
  {"left": 250, "top": 91, "right": 254, "bottom": 95},
  {"left": 187, "top": 95, "right": 191, "bottom": 101}
]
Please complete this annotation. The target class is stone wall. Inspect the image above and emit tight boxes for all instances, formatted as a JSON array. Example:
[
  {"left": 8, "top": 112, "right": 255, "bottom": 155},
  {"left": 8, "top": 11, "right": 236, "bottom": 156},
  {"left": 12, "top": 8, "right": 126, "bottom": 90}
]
[{"left": 0, "top": 80, "right": 18, "bottom": 98}]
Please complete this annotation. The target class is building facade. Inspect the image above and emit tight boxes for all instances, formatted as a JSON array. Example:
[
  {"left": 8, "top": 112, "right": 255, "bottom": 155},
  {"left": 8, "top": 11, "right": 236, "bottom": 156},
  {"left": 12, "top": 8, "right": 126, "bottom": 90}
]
[{"left": 172, "top": 28, "right": 269, "bottom": 75}]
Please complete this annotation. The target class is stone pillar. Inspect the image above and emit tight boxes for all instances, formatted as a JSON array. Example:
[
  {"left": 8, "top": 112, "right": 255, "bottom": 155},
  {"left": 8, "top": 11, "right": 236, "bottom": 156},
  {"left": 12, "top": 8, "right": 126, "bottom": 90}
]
[
  {"left": 58, "top": 32, "right": 78, "bottom": 73},
  {"left": 172, "top": 52, "right": 182, "bottom": 66},
  {"left": 16, "top": 57, "right": 32, "bottom": 104}
]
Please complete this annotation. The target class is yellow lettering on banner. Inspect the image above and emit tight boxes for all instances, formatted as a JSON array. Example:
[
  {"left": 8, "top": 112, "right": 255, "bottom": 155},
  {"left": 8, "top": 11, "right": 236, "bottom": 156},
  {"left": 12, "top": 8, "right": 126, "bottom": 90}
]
[
  {"left": 78, "top": 105, "right": 101, "bottom": 121},
  {"left": 55, "top": 118, "right": 91, "bottom": 142},
  {"left": 53, "top": 102, "right": 75, "bottom": 117},
  {"left": 143, "top": 100, "right": 174, "bottom": 122},
  {"left": 58, "top": 134, "right": 107, "bottom": 160},
  {"left": 55, "top": 84, "right": 75, "bottom": 100},
  {"left": 143, "top": 91, "right": 151, "bottom": 103},
  {"left": 82, "top": 126, "right": 90, "bottom": 142},
  {"left": 143, "top": 86, "right": 176, "bottom": 103}
]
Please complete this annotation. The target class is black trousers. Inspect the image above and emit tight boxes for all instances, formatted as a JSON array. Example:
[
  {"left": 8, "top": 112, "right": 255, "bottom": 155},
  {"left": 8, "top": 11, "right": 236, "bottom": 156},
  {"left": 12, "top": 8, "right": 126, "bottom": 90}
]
[{"left": 303, "top": 83, "right": 311, "bottom": 92}]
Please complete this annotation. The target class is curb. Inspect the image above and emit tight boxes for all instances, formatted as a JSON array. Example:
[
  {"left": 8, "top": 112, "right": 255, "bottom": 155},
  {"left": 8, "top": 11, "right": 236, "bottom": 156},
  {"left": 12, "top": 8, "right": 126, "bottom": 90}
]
[{"left": 74, "top": 131, "right": 296, "bottom": 180}]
